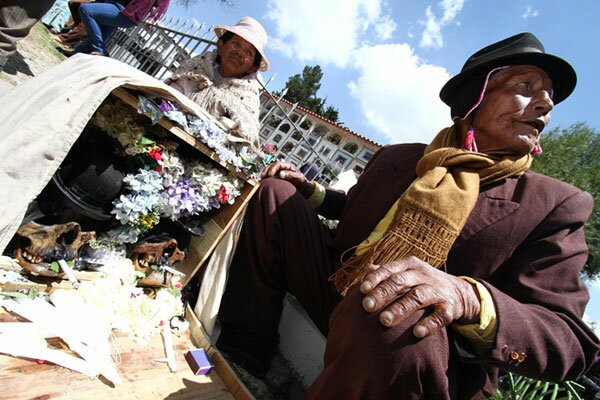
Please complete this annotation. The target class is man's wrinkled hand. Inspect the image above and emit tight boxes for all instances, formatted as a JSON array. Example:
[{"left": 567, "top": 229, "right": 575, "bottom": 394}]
[
  {"left": 261, "top": 161, "right": 314, "bottom": 197},
  {"left": 359, "top": 256, "right": 481, "bottom": 339}
]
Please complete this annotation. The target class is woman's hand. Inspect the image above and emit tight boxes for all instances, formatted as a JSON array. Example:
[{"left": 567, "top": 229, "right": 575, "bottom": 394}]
[
  {"left": 359, "top": 256, "right": 481, "bottom": 338},
  {"left": 262, "top": 161, "right": 315, "bottom": 197}
]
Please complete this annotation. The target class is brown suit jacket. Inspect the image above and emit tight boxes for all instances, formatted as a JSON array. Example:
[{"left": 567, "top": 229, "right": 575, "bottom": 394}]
[{"left": 318, "top": 142, "right": 600, "bottom": 391}]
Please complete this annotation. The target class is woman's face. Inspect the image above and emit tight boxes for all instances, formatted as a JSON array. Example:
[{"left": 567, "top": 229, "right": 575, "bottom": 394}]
[
  {"left": 471, "top": 65, "right": 554, "bottom": 157},
  {"left": 217, "top": 34, "right": 258, "bottom": 78}
]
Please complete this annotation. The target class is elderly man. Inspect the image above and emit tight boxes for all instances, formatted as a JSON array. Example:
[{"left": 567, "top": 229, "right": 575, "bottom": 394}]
[
  {"left": 167, "top": 16, "right": 269, "bottom": 148},
  {"left": 215, "top": 32, "right": 600, "bottom": 398}
]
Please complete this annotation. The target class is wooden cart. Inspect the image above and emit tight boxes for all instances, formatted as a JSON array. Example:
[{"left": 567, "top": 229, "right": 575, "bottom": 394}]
[{"left": 0, "top": 87, "right": 258, "bottom": 399}]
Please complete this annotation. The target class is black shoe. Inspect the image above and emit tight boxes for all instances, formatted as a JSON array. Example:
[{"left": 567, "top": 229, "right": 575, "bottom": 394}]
[{"left": 216, "top": 322, "right": 278, "bottom": 379}]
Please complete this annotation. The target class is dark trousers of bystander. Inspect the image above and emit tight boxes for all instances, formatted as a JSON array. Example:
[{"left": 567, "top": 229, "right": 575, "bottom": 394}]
[{"left": 0, "top": 0, "right": 57, "bottom": 68}]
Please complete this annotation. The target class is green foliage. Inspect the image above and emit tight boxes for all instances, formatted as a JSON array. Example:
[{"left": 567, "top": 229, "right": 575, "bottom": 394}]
[
  {"left": 274, "top": 65, "right": 341, "bottom": 123},
  {"left": 531, "top": 122, "right": 600, "bottom": 280},
  {"left": 492, "top": 372, "right": 584, "bottom": 399}
]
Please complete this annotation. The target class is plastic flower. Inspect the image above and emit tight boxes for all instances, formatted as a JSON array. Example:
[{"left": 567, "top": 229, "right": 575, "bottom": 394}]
[
  {"left": 148, "top": 147, "right": 162, "bottom": 162},
  {"left": 158, "top": 100, "right": 175, "bottom": 113},
  {"left": 217, "top": 185, "right": 229, "bottom": 203}
]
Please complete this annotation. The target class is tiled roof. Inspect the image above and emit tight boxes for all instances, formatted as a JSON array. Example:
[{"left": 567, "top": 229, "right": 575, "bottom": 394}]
[{"left": 264, "top": 94, "right": 382, "bottom": 148}]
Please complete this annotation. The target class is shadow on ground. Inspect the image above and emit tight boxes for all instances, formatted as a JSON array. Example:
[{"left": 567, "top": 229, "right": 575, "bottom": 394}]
[{"left": 2, "top": 51, "right": 35, "bottom": 76}]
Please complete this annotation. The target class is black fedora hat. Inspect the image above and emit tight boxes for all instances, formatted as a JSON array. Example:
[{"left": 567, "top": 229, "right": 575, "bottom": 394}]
[{"left": 440, "top": 32, "right": 576, "bottom": 110}]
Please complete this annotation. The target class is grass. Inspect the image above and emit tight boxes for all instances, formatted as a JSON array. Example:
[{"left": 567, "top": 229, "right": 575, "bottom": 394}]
[{"left": 0, "top": 22, "right": 64, "bottom": 84}]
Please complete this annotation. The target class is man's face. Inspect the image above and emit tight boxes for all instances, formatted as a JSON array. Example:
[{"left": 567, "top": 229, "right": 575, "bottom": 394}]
[
  {"left": 472, "top": 65, "right": 554, "bottom": 157},
  {"left": 216, "top": 34, "right": 258, "bottom": 78}
]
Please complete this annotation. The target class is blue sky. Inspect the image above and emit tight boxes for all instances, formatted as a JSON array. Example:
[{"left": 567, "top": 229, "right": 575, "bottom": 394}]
[{"left": 168, "top": 0, "right": 600, "bottom": 333}]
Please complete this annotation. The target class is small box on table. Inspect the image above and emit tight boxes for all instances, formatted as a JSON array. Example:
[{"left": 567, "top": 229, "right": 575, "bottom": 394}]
[{"left": 184, "top": 349, "right": 214, "bottom": 375}]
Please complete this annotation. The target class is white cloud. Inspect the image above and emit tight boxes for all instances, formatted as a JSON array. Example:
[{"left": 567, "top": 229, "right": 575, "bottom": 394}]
[
  {"left": 583, "top": 312, "right": 599, "bottom": 335},
  {"left": 348, "top": 43, "right": 451, "bottom": 144},
  {"left": 419, "top": 0, "right": 465, "bottom": 49},
  {"left": 522, "top": 6, "right": 539, "bottom": 19},
  {"left": 375, "top": 15, "right": 398, "bottom": 41},
  {"left": 265, "top": 0, "right": 395, "bottom": 67}
]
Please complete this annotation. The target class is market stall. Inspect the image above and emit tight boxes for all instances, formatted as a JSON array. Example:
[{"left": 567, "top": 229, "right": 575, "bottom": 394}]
[{"left": 0, "top": 54, "right": 267, "bottom": 399}]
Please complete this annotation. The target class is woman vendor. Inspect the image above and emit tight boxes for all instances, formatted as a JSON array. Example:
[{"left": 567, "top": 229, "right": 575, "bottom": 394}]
[
  {"left": 166, "top": 17, "right": 269, "bottom": 148},
  {"left": 214, "top": 32, "right": 600, "bottom": 398}
]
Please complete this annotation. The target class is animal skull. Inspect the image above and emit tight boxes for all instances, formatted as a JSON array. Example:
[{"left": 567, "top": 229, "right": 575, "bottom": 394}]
[
  {"left": 14, "top": 221, "right": 95, "bottom": 277},
  {"left": 130, "top": 237, "right": 185, "bottom": 287}
]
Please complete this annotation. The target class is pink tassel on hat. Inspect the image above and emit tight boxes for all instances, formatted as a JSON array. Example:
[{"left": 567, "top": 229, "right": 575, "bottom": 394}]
[
  {"left": 465, "top": 128, "right": 478, "bottom": 152},
  {"left": 532, "top": 142, "right": 542, "bottom": 155}
]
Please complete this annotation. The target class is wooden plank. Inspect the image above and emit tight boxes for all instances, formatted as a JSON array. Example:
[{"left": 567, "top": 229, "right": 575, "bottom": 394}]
[
  {"left": 176, "top": 183, "right": 259, "bottom": 287},
  {"left": 186, "top": 305, "right": 254, "bottom": 400}
]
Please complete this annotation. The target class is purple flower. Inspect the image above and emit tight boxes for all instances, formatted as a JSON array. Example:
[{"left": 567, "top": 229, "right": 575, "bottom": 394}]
[{"left": 159, "top": 100, "right": 175, "bottom": 113}]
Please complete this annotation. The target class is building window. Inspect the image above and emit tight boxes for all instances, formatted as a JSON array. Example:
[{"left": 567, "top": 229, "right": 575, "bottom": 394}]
[
  {"left": 358, "top": 148, "right": 375, "bottom": 162},
  {"left": 296, "top": 148, "right": 308, "bottom": 159},
  {"left": 292, "top": 131, "right": 303, "bottom": 141},
  {"left": 343, "top": 142, "right": 358, "bottom": 154},
  {"left": 331, "top": 151, "right": 351, "bottom": 169},
  {"left": 300, "top": 119, "right": 312, "bottom": 130},
  {"left": 282, "top": 142, "right": 294, "bottom": 153},
  {"left": 320, "top": 146, "right": 331, "bottom": 157},
  {"left": 273, "top": 134, "right": 283, "bottom": 143},
  {"left": 353, "top": 165, "right": 364, "bottom": 175},
  {"left": 268, "top": 116, "right": 280, "bottom": 128},
  {"left": 313, "top": 125, "right": 328, "bottom": 137},
  {"left": 280, "top": 123, "right": 291, "bottom": 133},
  {"left": 327, "top": 134, "right": 341, "bottom": 145}
]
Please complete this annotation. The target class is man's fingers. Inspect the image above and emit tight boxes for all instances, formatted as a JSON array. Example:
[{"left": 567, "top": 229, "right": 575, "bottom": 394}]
[
  {"left": 262, "top": 162, "right": 300, "bottom": 179},
  {"left": 412, "top": 305, "right": 455, "bottom": 338},
  {"left": 376, "top": 285, "right": 436, "bottom": 327},
  {"left": 362, "top": 269, "right": 420, "bottom": 312},
  {"left": 359, "top": 259, "right": 412, "bottom": 294}
]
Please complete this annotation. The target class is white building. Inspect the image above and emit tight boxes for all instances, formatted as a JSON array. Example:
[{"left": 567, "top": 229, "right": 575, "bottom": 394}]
[{"left": 259, "top": 94, "right": 382, "bottom": 186}]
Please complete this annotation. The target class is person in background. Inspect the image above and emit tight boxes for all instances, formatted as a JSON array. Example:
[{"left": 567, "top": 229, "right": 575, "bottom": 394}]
[
  {"left": 52, "top": 0, "right": 92, "bottom": 49},
  {"left": 166, "top": 17, "right": 269, "bottom": 148},
  {"left": 66, "top": 0, "right": 169, "bottom": 56},
  {"left": 215, "top": 32, "right": 600, "bottom": 399},
  {"left": 0, "top": 0, "right": 57, "bottom": 71}
]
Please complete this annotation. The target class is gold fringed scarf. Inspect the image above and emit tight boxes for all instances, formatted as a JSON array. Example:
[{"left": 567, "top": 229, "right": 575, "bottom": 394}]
[{"left": 329, "top": 127, "right": 533, "bottom": 295}]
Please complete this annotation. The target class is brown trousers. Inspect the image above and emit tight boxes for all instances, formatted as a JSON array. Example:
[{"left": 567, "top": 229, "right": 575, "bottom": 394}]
[
  {"left": 0, "top": 0, "right": 56, "bottom": 65},
  {"left": 218, "top": 178, "right": 488, "bottom": 399}
]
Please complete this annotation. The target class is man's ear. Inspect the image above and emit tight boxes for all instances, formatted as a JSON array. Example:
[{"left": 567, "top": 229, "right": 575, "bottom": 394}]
[{"left": 216, "top": 39, "right": 224, "bottom": 55}]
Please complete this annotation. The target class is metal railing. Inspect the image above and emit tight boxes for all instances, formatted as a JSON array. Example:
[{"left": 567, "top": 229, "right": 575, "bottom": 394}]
[{"left": 106, "top": 17, "right": 215, "bottom": 80}]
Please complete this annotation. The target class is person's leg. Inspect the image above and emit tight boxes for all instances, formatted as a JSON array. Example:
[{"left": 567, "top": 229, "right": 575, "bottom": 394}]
[
  {"left": 306, "top": 286, "right": 458, "bottom": 400},
  {"left": 216, "top": 178, "right": 342, "bottom": 376},
  {"left": 75, "top": 1, "right": 133, "bottom": 54},
  {"left": 0, "top": 0, "right": 56, "bottom": 68}
]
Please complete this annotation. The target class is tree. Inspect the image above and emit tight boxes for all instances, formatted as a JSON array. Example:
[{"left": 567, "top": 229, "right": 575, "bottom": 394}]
[
  {"left": 274, "top": 65, "right": 341, "bottom": 123},
  {"left": 530, "top": 122, "right": 600, "bottom": 280}
]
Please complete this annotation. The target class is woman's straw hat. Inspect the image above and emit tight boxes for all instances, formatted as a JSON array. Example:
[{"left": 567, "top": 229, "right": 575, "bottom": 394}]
[{"left": 214, "top": 17, "right": 270, "bottom": 71}]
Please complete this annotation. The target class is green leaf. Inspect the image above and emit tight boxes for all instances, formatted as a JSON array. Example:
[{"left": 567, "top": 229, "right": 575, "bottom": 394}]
[
  {"left": 27, "top": 285, "right": 39, "bottom": 299},
  {"left": 49, "top": 261, "right": 60, "bottom": 273},
  {"left": 140, "top": 136, "right": 156, "bottom": 146}
]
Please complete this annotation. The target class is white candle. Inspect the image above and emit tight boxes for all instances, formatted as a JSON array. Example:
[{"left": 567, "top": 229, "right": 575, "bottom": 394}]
[
  {"left": 162, "top": 323, "right": 177, "bottom": 372},
  {"left": 58, "top": 259, "right": 79, "bottom": 289}
]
